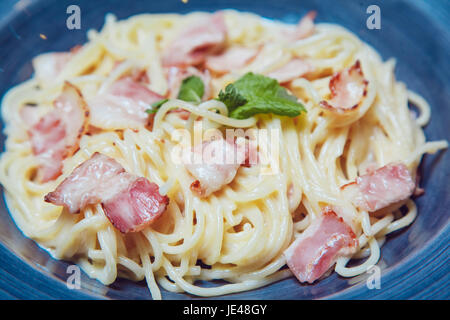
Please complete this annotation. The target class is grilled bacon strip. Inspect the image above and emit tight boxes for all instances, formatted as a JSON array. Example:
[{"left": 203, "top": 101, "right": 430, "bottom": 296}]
[
  {"left": 267, "top": 58, "right": 314, "bottom": 83},
  {"left": 27, "top": 82, "right": 89, "bottom": 182},
  {"left": 184, "top": 138, "right": 252, "bottom": 197},
  {"left": 162, "top": 12, "right": 227, "bottom": 67},
  {"left": 87, "top": 76, "right": 163, "bottom": 130},
  {"left": 284, "top": 208, "right": 358, "bottom": 283},
  {"left": 320, "top": 60, "right": 368, "bottom": 113},
  {"left": 341, "top": 162, "right": 416, "bottom": 212},
  {"left": 205, "top": 46, "right": 259, "bottom": 74},
  {"left": 45, "top": 152, "right": 169, "bottom": 233}
]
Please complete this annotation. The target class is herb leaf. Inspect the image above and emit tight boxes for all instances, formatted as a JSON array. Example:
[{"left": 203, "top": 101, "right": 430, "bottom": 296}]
[
  {"left": 217, "top": 72, "right": 306, "bottom": 119},
  {"left": 146, "top": 99, "right": 168, "bottom": 114},
  {"left": 145, "top": 75, "right": 205, "bottom": 116},
  {"left": 217, "top": 84, "right": 248, "bottom": 113},
  {"left": 177, "top": 76, "right": 204, "bottom": 103}
]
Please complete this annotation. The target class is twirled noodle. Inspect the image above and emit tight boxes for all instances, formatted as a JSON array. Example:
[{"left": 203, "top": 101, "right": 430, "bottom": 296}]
[{"left": 0, "top": 10, "right": 447, "bottom": 299}]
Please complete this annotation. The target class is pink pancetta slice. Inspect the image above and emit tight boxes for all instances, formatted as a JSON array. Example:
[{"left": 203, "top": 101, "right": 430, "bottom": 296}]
[
  {"left": 267, "top": 58, "right": 314, "bottom": 83},
  {"left": 205, "top": 46, "right": 259, "bottom": 74},
  {"left": 32, "top": 45, "right": 82, "bottom": 81},
  {"left": 108, "top": 76, "right": 162, "bottom": 103},
  {"left": 162, "top": 12, "right": 227, "bottom": 67},
  {"left": 45, "top": 152, "right": 169, "bottom": 233},
  {"left": 284, "top": 208, "right": 358, "bottom": 283},
  {"left": 28, "top": 82, "right": 89, "bottom": 182},
  {"left": 184, "top": 138, "right": 250, "bottom": 197},
  {"left": 45, "top": 152, "right": 126, "bottom": 213},
  {"left": 102, "top": 177, "right": 169, "bottom": 233},
  {"left": 341, "top": 162, "right": 416, "bottom": 212},
  {"left": 320, "top": 60, "right": 369, "bottom": 113},
  {"left": 87, "top": 76, "right": 163, "bottom": 130}
]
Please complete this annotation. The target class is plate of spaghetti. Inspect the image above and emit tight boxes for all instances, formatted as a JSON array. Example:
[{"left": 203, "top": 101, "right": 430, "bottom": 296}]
[{"left": 0, "top": 0, "right": 448, "bottom": 299}]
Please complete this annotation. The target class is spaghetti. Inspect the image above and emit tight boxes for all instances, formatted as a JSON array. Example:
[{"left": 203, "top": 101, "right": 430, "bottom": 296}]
[{"left": 0, "top": 10, "right": 447, "bottom": 299}]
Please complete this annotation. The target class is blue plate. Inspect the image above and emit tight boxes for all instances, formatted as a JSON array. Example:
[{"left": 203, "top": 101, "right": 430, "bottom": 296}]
[{"left": 0, "top": 0, "right": 448, "bottom": 300}]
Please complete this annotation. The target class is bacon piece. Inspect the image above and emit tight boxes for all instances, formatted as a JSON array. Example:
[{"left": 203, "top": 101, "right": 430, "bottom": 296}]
[
  {"left": 284, "top": 208, "right": 358, "bottom": 283},
  {"left": 87, "top": 76, "right": 163, "bottom": 130},
  {"left": 28, "top": 82, "right": 89, "bottom": 182},
  {"left": 102, "top": 177, "right": 169, "bottom": 233},
  {"left": 184, "top": 138, "right": 248, "bottom": 197},
  {"left": 108, "top": 76, "right": 161, "bottom": 103},
  {"left": 45, "top": 153, "right": 127, "bottom": 213},
  {"left": 319, "top": 60, "right": 368, "bottom": 113},
  {"left": 267, "top": 58, "right": 314, "bottom": 83},
  {"left": 32, "top": 45, "right": 82, "bottom": 81},
  {"left": 341, "top": 163, "right": 416, "bottom": 212},
  {"left": 44, "top": 152, "right": 169, "bottom": 233},
  {"left": 295, "top": 11, "right": 317, "bottom": 40},
  {"left": 162, "top": 12, "right": 227, "bottom": 67},
  {"left": 29, "top": 113, "right": 66, "bottom": 180},
  {"left": 205, "top": 46, "right": 258, "bottom": 74}
]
